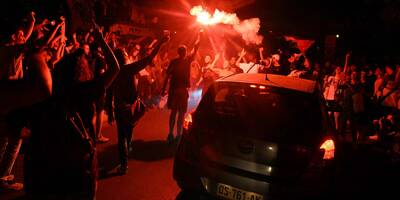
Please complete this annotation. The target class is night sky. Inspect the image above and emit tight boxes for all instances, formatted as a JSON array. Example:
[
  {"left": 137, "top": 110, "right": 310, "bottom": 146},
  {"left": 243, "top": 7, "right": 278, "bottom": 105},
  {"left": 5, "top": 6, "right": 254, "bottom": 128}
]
[
  {"left": 1, "top": 0, "right": 400, "bottom": 61},
  {"left": 137, "top": 0, "right": 400, "bottom": 60}
]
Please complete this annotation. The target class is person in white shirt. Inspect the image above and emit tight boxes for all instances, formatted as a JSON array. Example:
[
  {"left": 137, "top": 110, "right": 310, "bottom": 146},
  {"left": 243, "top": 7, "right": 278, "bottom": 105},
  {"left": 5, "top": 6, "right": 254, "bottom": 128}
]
[
  {"left": 323, "top": 66, "right": 345, "bottom": 130},
  {"left": 237, "top": 49, "right": 262, "bottom": 74}
]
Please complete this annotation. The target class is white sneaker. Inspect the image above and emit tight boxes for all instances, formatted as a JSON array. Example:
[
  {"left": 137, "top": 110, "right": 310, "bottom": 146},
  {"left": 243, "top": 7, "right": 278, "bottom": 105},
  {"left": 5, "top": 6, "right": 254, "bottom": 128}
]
[
  {"left": 98, "top": 136, "right": 110, "bottom": 143},
  {"left": 0, "top": 179, "right": 23, "bottom": 191}
]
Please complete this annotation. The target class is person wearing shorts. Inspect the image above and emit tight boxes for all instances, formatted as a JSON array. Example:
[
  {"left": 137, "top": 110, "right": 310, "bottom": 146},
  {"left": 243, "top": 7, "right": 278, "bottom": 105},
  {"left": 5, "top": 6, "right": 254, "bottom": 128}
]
[{"left": 162, "top": 32, "right": 202, "bottom": 143}]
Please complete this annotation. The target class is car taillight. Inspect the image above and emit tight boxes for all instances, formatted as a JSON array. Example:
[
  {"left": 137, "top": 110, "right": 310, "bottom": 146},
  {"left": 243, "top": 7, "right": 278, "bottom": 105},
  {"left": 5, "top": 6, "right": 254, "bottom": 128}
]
[
  {"left": 178, "top": 113, "right": 198, "bottom": 163},
  {"left": 183, "top": 113, "right": 193, "bottom": 131},
  {"left": 320, "top": 139, "right": 335, "bottom": 160}
]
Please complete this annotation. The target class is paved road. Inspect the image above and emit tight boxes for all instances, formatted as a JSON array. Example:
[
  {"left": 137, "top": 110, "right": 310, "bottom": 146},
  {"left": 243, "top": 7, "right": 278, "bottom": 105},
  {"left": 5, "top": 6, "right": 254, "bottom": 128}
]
[
  {"left": 1, "top": 108, "right": 183, "bottom": 200},
  {"left": 1, "top": 107, "right": 400, "bottom": 199},
  {"left": 96, "top": 109, "right": 400, "bottom": 199},
  {"left": 96, "top": 108, "right": 181, "bottom": 200}
]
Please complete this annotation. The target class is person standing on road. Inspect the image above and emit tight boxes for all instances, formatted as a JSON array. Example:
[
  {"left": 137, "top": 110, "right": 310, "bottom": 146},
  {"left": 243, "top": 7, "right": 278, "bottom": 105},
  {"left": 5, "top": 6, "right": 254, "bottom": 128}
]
[
  {"left": 110, "top": 34, "right": 170, "bottom": 175},
  {"left": 162, "top": 30, "right": 202, "bottom": 144},
  {"left": 0, "top": 11, "right": 36, "bottom": 191}
]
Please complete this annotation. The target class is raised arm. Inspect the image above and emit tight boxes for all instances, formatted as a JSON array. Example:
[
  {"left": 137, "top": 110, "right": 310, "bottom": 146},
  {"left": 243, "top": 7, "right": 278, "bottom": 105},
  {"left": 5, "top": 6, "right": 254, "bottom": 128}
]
[
  {"left": 72, "top": 33, "right": 79, "bottom": 46},
  {"left": 34, "top": 19, "right": 49, "bottom": 32},
  {"left": 0, "top": 52, "right": 52, "bottom": 116},
  {"left": 93, "top": 21, "right": 120, "bottom": 89},
  {"left": 24, "top": 12, "right": 36, "bottom": 42},
  {"left": 189, "top": 30, "right": 203, "bottom": 60},
  {"left": 84, "top": 30, "right": 91, "bottom": 43},
  {"left": 48, "top": 40, "right": 66, "bottom": 69},
  {"left": 66, "top": 33, "right": 80, "bottom": 53},
  {"left": 148, "top": 39, "right": 158, "bottom": 49},
  {"left": 207, "top": 53, "right": 220, "bottom": 70},
  {"left": 50, "top": 35, "right": 63, "bottom": 48},
  {"left": 47, "top": 21, "right": 64, "bottom": 47},
  {"left": 123, "top": 35, "right": 170, "bottom": 75},
  {"left": 259, "top": 47, "right": 265, "bottom": 62},
  {"left": 236, "top": 49, "right": 246, "bottom": 66},
  {"left": 60, "top": 16, "right": 66, "bottom": 36},
  {"left": 343, "top": 52, "right": 351, "bottom": 76}
]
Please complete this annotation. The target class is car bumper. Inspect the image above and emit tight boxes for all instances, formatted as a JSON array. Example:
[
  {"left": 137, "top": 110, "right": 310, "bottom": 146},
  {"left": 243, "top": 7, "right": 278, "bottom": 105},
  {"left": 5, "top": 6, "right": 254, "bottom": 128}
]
[{"left": 174, "top": 156, "right": 333, "bottom": 199}]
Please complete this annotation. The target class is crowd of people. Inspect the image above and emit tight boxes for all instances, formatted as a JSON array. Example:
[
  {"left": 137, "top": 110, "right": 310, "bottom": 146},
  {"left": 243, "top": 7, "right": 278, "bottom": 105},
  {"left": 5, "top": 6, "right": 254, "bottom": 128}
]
[
  {"left": 0, "top": 8, "right": 400, "bottom": 200},
  {"left": 322, "top": 54, "right": 400, "bottom": 148},
  {"left": 0, "top": 10, "right": 171, "bottom": 199}
]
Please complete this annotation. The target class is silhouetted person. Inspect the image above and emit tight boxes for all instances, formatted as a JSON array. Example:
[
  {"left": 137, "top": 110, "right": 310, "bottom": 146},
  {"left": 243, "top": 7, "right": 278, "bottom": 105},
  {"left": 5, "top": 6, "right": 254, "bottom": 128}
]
[
  {"left": 110, "top": 35, "right": 169, "bottom": 175},
  {"left": 162, "top": 31, "right": 202, "bottom": 144},
  {"left": 23, "top": 22, "right": 119, "bottom": 199}
]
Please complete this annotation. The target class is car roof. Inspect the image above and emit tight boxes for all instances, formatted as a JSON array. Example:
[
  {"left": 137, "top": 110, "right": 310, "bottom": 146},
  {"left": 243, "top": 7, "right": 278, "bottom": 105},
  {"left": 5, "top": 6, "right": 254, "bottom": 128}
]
[{"left": 217, "top": 73, "right": 317, "bottom": 94}]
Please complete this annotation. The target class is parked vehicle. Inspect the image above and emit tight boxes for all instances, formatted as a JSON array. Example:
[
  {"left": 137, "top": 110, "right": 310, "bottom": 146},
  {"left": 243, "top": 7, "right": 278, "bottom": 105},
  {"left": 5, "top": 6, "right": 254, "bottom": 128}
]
[{"left": 174, "top": 73, "right": 336, "bottom": 199}]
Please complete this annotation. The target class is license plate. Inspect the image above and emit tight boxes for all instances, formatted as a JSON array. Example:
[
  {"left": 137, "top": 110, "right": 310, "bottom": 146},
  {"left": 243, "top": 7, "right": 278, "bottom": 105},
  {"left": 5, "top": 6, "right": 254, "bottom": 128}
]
[{"left": 217, "top": 183, "right": 263, "bottom": 200}]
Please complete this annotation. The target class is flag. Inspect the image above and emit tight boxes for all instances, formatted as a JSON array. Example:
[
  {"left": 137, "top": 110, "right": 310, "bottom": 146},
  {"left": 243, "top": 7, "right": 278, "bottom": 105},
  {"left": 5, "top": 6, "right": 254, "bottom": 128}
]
[{"left": 284, "top": 36, "right": 315, "bottom": 53}]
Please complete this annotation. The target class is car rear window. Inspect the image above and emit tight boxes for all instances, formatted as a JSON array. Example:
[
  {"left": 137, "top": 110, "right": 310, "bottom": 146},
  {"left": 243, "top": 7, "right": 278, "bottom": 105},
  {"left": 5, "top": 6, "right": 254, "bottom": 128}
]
[{"left": 197, "top": 82, "right": 323, "bottom": 144}]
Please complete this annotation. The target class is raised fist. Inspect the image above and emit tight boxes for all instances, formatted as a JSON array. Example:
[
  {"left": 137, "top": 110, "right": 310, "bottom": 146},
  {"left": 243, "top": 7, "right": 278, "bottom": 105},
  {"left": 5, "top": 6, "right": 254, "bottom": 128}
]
[{"left": 29, "top": 11, "right": 36, "bottom": 22}]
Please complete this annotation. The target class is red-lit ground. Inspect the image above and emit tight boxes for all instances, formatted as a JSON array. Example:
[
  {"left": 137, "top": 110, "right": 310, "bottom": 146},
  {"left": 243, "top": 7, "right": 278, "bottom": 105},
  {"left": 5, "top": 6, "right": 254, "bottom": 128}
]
[
  {"left": 1, "top": 109, "right": 182, "bottom": 200},
  {"left": 1, "top": 108, "right": 400, "bottom": 199},
  {"left": 96, "top": 109, "right": 180, "bottom": 200}
]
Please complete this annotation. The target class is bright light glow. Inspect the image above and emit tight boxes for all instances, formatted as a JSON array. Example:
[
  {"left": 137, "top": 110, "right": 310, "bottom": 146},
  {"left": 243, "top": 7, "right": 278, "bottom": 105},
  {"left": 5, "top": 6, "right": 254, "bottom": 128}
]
[
  {"left": 183, "top": 113, "right": 193, "bottom": 130},
  {"left": 368, "top": 135, "right": 378, "bottom": 141},
  {"left": 268, "top": 166, "right": 272, "bottom": 173},
  {"left": 268, "top": 146, "right": 273, "bottom": 151},
  {"left": 188, "top": 88, "right": 203, "bottom": 112},
  {"left": 189, "top": 5, "right": 263, "bottom": 45},
  {"left": 320, "top": 139, "right": 335, "bottom": 160},
  {"left": 250, "top": 85, "right": 267, "bottom": 90},
  {"left": 190, "top": 5, "right": 239, "bottom": 26},
  {"left": 250, "top": 84, "right": 257, "bottom": 88},
  {"left": 336, "top": 34, "right": 340, "bottom": 38}
]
